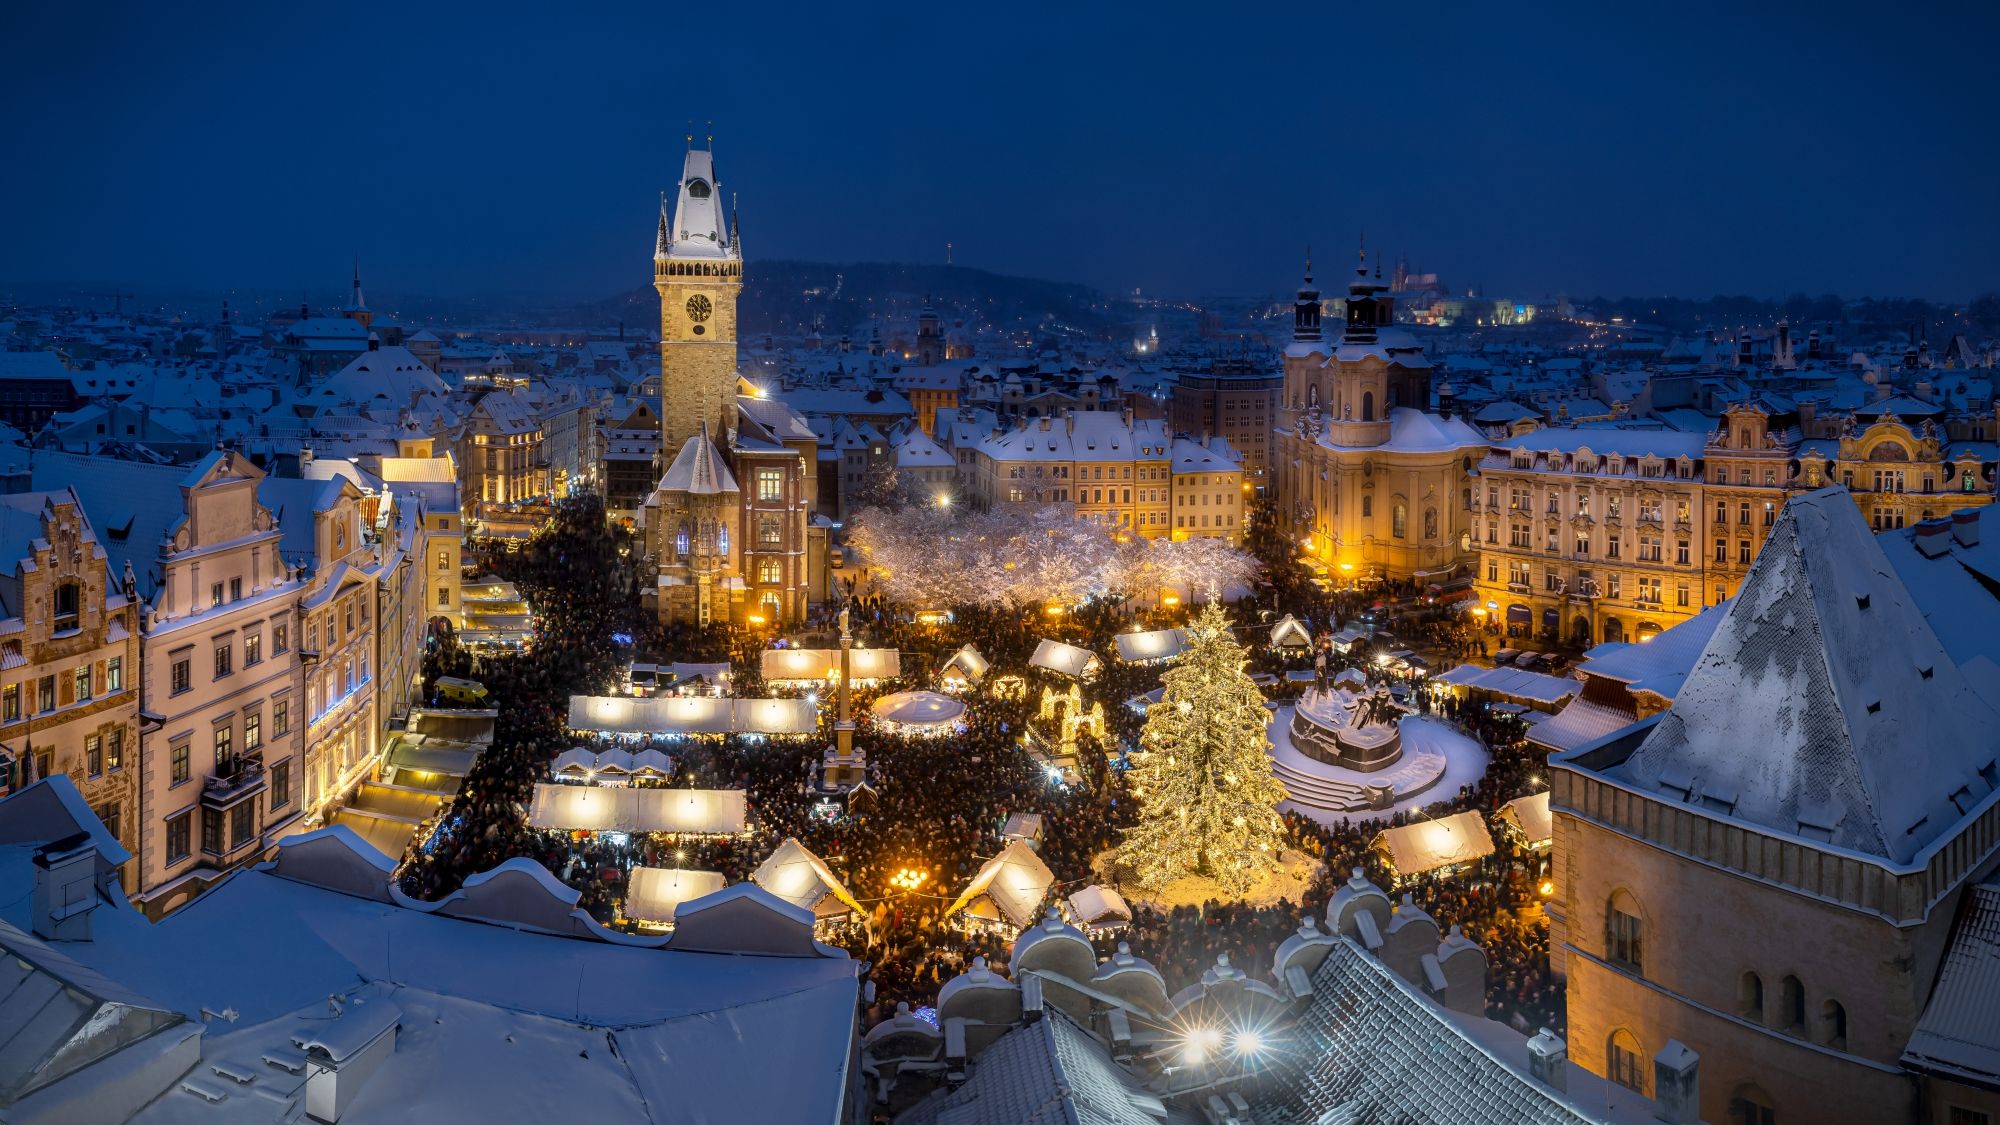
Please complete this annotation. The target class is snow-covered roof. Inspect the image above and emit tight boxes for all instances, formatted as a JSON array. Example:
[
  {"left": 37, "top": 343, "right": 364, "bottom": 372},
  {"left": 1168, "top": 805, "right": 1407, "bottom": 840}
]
[
  {"left": 661, "top": 148, "right": 735, "bottom": 261},
  {"left": 1371, "top": 810, "right": 1496, "bottom": 875},
  {"left": 658, "top": 429, "right": 739, "bottom": 495},
  {"left": 870, "top": 689, "right": 965, "bottom": 729},
  {"left": 1323, "top": 407, "right": 1485, "bottom": 454},
  {"left": 946, "top": 839, "right": 1056, "bottom": 929},
  {"left": 893, "top": 427, "right": 954, "bottom": 468},
  {"left": 322, "top": 345, "right": 448, "bottom": 406},
  {"left": 1903, "top": 882, "right": 2000, "bottom": 1087},
  {"left": 1617, "top": 489, "right": 2000, "bottom": 864},
  {"left": 898, "top": 1006, "right": 1173, "bottom": 1125},
  {"left": 1525, "top": 697, "right": 1640, "bottom": 755},
  {"left": 624, "top": 866, "right": 727, "bottom": 925},
  {"left": 1492, "top": 426, "right": 1707, "bottom": 462},
  {"left": 566, "top": 695, "right": 816, "bottom": 736},
  {"left": 1573, "top": 602, "right": 1727, "bottom": 700},
  {"left": 527, "top": 784, "right": 747, "bottom": 835},
  {"left": 1433, "top": 664, "right": 1578, "bottom": 705},
  {"left": 1498, "top": 791, "right": 1553, "bottom": 845},
  {"left": 752, "top": 837, "right": 864, "bottom": 919},
  {"left": 760, "top": 647, "right": 900, "bottom": 683},
  {"left": 1112, "top": 627, "right": 1188, "bottom": 664},
  {"left": 1066, "top": 885, "right": 1131, "bottom": 926},
  {"left": 1030, "top": 638, "right": 1100, "bottom": 679}
]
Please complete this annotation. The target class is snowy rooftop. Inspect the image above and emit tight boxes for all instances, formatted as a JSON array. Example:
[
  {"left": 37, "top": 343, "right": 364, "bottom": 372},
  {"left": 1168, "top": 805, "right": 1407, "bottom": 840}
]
[
  {"left": 1616, "top": 489, "right": 2000, "bottom": 864},
  {"left": 1321, "top": 407, "right": 1485, "bottom": 454}
]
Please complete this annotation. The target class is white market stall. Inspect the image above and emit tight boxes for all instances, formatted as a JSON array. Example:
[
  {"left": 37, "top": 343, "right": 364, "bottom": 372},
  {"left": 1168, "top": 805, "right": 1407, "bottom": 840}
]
[
  {"left": 1113, "top": 627, "right": 1189, "bottom": 665},
  {"left": 945, "top": 839, "right": 1056, "bottom": 934},
  {"left": 1498, "top": 791, "right": 1553, "bottom": 851},
  {"left": 752, "top": 837, "right": 864, "bottom": 921},
  {"left": 761, "top": 647, "right": 901, "bottom": 685},
  {"left": 625, "top": 866, "right": 727, "bottom": 928},
  {"left": 527, "top": 784, "right": 747, "bottom": 836},
  {"left": 1066, "top": 884, "right": 1131, "bottom": 932},
  {"left": 1269, "top": 614, "right": 1313, "bottom": 651},
  {"left": 870, "top": 690, "right": 966, "bottom": 736},
  {"left": 553, "top": 747, "right": 673, "bottom": 784},
  {"left": 1030, "top": 639, "right": 1100, "bottom": 680},
  {"left": 939, "top": 644, "right": 989, "bottom": 692},
  {"left": 1370, "top": 811, "right": 1496, "bottom": 886},
  {"left": 568, "top": 695, "right": 817, "bottom": 738}
]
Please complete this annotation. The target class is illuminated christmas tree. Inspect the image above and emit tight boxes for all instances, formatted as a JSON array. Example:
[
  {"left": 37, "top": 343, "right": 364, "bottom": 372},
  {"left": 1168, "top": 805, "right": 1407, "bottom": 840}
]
[{"left": 1121, "top": 598, "right": 1288, "bottom": 893}]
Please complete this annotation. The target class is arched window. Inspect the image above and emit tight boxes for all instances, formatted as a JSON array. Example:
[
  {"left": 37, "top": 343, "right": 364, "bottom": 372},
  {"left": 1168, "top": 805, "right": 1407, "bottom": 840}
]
[
  {"left": 718, "top": 524, "right": 730, "bottom": 557},
  {"left": 1392, "top": 503, "right": 1407, "bottom": 539},
  {"left": 1606, "top": 1029, "right": 1647, "bottom": 1094},
  {"left": 1606, "top": 890, "right": 1643, "bottom": 972},
  {"left": 1778, "top": 975, "right": 1806, "bottom": 1034},
  {"left": 675, "top": 523, "right": 690, "bottom": 558},
  {"left": 1361, "top": 495, "right": 1373, "bottom": 519},
  {"left": 1361, "top": 390, "right": 1375, "bottom": 422},
  {"left": 686, "top": 178, "right": 712, "bottom": 199},
  {"left": 1728, "top": 1085, "right": 1777, "bottom": 1125},
  {"left": 1739, "top": 971, "right": 1764, "bottom": 1021},
  {"left": 1818, "top": 999, "right": 1848, "bottom": 1049}
]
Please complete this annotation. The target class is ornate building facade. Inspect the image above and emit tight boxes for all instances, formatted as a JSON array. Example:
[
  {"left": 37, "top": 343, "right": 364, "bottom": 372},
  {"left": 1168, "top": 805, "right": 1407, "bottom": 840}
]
[
  {"left": 1274, "top": 254, "right": 1486, "bottom": 584},
  {"left": 643, "top": 144, "right": 818, "bottom": 627}
]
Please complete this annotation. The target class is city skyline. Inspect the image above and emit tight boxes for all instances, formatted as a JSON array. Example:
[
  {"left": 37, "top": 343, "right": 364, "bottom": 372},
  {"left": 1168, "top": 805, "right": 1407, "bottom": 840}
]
[{"left": 4, "top": 1, "right": 1997, "bottom": 303}]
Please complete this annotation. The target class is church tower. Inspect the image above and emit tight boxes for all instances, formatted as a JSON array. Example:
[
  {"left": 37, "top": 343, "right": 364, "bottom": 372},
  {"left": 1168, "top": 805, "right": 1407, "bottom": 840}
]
[{"left": 654, "top": 142, "right": 743, "bottom": 454}]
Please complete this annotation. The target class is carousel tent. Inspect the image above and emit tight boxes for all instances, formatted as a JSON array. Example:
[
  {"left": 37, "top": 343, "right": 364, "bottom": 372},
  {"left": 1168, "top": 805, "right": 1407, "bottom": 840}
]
[
  {"left": 568, "top": 695, "right": 817, "bottom": 737},
  {"left": 870, "top": 690, "right": 966, "bottom": 733},
  {"left": 1066, "top": 885, "right": 1132, "bottom": 929},
  {"left": 1498, "top": 791, "right": 1553, "bottom": 850},
  {"left": 625, "top": 867, "right": 728, "bottom": 926},
  {"left": 945, "top": 839, "right": 1057, "bottom": 930},
  {"left": 761, "top": 647, "right": 901, "bottom": 684},
  {"left": 1030, "top": 639, "right": 1101, "bottom": 680},
  {"left": 1270, "top": 614, "right": 1313, "bottom": 649},
  {"left": 527, "top": 784, "right": 747, "bottom": 835},
  {"left": 1113, "top": 627, "right": 1189, "bottom": 664},
  {"left": 939, "top": 644, "right": 989, "bottom": 686},
  {"left": 752, "top": 837, "right": 865, "bottom": 919},
  {"left": 1370, "top": 811, "right": 1496, "bottom": 880}
]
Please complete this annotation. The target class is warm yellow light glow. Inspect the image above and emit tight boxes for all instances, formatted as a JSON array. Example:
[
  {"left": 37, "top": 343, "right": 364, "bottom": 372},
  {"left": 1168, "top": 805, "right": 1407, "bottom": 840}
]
[
  {"left": 747, "top": 614, "right": 766, "bottom": 626},
  {"left": 1044, "top": 604, "right": 1065, "bottom": 617},
  {"left": 889, "top": 867, "right": 929, "bottom": 892},
  {"left": 1539, "top": 880, "right": 1555, "bottom": 897},
  {"left": 1339, "top": 562, "right": 1354, "bottom": 572}
]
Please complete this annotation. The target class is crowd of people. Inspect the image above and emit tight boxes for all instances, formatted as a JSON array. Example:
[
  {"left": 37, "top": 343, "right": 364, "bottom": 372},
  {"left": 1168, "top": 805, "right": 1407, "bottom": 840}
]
[{"left": 387, "top": 488, "right": 1562, "bottom": 1047}]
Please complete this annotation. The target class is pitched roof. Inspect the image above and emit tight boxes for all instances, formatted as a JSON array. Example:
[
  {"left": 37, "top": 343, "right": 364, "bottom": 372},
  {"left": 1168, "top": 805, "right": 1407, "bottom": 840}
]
[
  {"left": 1617, "top": 489, "right": 2000, "bottom": 863},
  {"left": 1903, "top": 882, "right": 2000, "bottom": 1086},
  {"left": 659, "top": 428, "right": 739, "bottom": 495},
  {"left": 29, "top": 452, "right": 186, "bottom": 599},
  {"left": 897, "top": 1006, "right": 1176, "bottom": 1125}
]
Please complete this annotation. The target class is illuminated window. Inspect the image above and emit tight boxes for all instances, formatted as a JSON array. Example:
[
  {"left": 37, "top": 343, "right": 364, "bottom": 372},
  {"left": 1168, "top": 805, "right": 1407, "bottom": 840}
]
[{"left": 1607, "top": 1030, "right": 1646, "bottom": 1094}]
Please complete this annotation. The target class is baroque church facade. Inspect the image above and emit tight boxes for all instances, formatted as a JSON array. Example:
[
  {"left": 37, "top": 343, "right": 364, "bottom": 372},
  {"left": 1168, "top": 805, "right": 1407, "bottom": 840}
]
[
  {"left": 642, "top": 145, "right": 818, "bottom": 627},
  {"left": 1274, "top": 252, "right": 1486, "bottom": 584}
]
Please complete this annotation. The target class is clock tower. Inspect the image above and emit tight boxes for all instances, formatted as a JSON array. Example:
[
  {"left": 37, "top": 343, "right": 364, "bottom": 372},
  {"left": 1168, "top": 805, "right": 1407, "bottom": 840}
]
[{"left": 654, "top": 142, "right": 742, "bottom": 454}]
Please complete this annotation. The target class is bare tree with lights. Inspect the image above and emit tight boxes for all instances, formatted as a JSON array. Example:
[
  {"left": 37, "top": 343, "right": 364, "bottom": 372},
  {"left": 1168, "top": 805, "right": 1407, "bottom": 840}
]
[{"left": 1120, "top": 597, "right": 1288, "bottom": 893}]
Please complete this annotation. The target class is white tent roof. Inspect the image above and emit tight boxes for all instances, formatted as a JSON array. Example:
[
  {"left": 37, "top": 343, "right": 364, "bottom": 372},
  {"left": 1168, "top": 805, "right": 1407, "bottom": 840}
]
[
  {"left": 568, "top": 695, "right": 817, "bottom": 736},
  {"left": 527, "top": 784, "right": 747, "bottom": 835},
  {"left": 761, "top": 647, "right": 901, "bottom": 683},
  {"left": 1030, "top": 639, "right": 1099, "bottom": 679},
  {"left": 870, "top": 690, "right": 965, "bottom": 729},
  {"left": 1067, "top": 885, "right": 1131, "bottom": 927},
  {"left": 752, "top": 837, "right": 864, "bottom": 919},
  {"left": 1112, "top": 628, "right": 1188, "bottom": 664},
  {"left": 625, "top": 867, "right": 727, "bottom": 925},
  {"left": 941, "top": 643, "right": 989, "bottom": 682},
  {"left": 946, "top": 839, "right": 1056, "bottom": 929},
  {"left": 1371, "top": 811, "right": 1495, "bottom": 876},
  {"left": 1270, "top": 614, "right": 1313, "bottom": 647},
  {"left": 1498, "top": 791, "right": 1553, "bottom": 846}
]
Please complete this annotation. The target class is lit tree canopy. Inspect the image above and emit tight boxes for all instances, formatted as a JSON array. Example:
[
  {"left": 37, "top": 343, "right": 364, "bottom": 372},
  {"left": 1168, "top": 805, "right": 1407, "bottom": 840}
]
[
  {"left": 846, "top": 503, "right": 1257, "bottom": 610},
  {"left": 1120, "top": 599, "right": 1288, "bottom": 892}
]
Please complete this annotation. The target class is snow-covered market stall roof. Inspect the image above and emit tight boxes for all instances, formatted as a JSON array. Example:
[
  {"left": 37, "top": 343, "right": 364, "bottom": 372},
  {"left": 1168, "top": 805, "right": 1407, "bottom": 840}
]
[
  {"left": 625, "top": 866, "right": 728, "bottom": 926},
  {"left": 946, "top": 839, "right": 1057, "bottom": 930},
  {"left": 761, "top": 647, "right": 901, "bottom": 684},
  {"left": 553, "top": 746, "right": 673, "bottom": 781},
  {"left": 1432, "top": 664, "right": 1578, "bottom": 706},
  {"left": 870, "top": 690, "right": 966, "bottom": 733},
  {"left": 1497, "top": 791, "right": 1553, "bottom": 849},
  {"left": 1029, "top": 639, "right": 1100, "bottom": 680},
  {"left": 528, "top": 784, "right": 747, "bottom": 835},
  {"left": 1270, "top": 613, "right": 1313, "bottom": 649},
  {"left": 940, "top": 643, "right": 989, "bottom": 685},
  {"left": 753, "top": 837, "right": 865, "bottom": 919},
  {"left": 1113, "top": 627, "right": 1189, "bottom": 664},
  {"left": 1371, "top": 810, "right": 1496, "bottom": 879},
  {"left": 1066, "top": 884, "right": 1132, "bottom": 928},
  {"left": 568, "top": 695, "right": 817, "bottom": 737}
]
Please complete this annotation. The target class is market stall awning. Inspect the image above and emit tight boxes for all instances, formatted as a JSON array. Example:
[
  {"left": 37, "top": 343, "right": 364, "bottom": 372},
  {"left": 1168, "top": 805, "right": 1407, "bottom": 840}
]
[
  {"left": 1067, "top": 884, "right": 1131, "bottom": 927},
  {"left": 1270, "top": 614, "right": 1313, "bottom": 649},
  {"left": 1113, "top": 628, "right": 1189, "bottom": 664},
  {"left": 945, "top": 839, "right": 1056, "bottom": 929},
  {"left": 1029, "top": 639, "right": 1100, "bottom": 680},
  {"left": 527, "top": 784, "right": 747, "bottom": 835},
  {"left": 1371, "top": 811, "right": 1496, "bottom": 878},
  {"left": 625, "top": 867, "right": 727, "bottom": 925},
  {"left": 761, "top": 647, "right": 901, "bottom": 683},
  {"left": 1431, "top": 664, "right": 1578, "bottom": 706},
  {"left": 940, "top": 644, "right": 989, "bottom": 684},
  {"left": 1498, "top": 791, "right": 1553, "bottom": 848},
  {"left": 752, "top": 837, "right": 864, "bottom": 919},
  {"left": 568, "top": 695, "right": 817, "bottom": 736}
]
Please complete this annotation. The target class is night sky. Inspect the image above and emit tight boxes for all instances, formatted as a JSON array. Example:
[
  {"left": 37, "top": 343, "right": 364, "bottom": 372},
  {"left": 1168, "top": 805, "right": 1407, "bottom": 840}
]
[{"left": 4, "top": 1, "right": 1995, "bottom": 303}]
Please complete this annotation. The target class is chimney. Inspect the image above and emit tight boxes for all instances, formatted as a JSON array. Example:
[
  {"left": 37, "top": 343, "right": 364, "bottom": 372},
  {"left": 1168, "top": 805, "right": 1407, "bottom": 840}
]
[
  {"left": 1038, "top": 415, "right": 1051, "bottom": 432},
  {"left": 1916, "top": 379, "right": 1933, "bottom": 403},
  {"left": 1525, "top": 1028, "right": 1568, "bottom": 1093},
  {"left": 32, "top": 832, "right": 99, "bottom": 941},
  {"left": 295, "top": 1002, "right": 401, "bottom": 1123},
  {"left": 1652, "top": 1040, "right": 1700, "bottom": 1125},
  {"left": 1952, "top": 508, "right": 1981, "bottom": 548},
  {"left": 1915, "top": 519, "right": 1952, "bottom": 558},
  {"left": 301, "top": 444, "right": 314, "bottom": 470},
  {"left": 366, "top": 331, "right": 380, "bottom": 352},
  {"left": 1808, "top": 327, "right": 1822, "bottom": 359}
]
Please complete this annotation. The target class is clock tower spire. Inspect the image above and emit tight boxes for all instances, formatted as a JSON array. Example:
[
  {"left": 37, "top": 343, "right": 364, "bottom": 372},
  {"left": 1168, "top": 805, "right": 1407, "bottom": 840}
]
[{"left": 654, "top": 145, "right": 743, "bottom": 455}]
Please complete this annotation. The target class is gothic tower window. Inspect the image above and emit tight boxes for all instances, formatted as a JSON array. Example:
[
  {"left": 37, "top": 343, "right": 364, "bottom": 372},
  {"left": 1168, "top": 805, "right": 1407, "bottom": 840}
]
[
  {"left": 53, "top": 582, "right": 81, "bottom": 631},
  {"left": 675, "top": 523, "right": 690, "bottom": 558}
]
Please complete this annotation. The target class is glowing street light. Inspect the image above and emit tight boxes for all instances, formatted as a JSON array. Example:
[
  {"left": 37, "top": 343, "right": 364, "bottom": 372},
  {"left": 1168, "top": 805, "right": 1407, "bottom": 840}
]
[{"left": 889, "top": 867, "right": 929, "bottom": 892}]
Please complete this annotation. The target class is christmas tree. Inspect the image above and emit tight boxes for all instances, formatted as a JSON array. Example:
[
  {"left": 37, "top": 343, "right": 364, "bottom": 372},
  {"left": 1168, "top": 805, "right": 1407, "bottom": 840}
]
[{"left": 1121, "top": 598, "right": 1288, "bottom": 893}]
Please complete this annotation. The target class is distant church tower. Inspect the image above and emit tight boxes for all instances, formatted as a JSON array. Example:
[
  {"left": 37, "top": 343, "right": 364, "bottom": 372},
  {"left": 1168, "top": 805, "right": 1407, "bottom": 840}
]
[{"left": 654, "top": 141, "right": 743, "bottom": 454}]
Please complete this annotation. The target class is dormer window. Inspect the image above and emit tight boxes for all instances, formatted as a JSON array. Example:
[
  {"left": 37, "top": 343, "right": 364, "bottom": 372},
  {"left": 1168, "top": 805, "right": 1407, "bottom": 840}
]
[{"left": 686, "top": 179, "right": 712, "bottom": 199}]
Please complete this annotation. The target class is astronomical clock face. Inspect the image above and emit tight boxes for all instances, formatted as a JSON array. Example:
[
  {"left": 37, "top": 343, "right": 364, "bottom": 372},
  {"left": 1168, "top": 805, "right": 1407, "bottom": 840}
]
[{"left": 685, "top": 294, "right": 713, "bottom": 323}]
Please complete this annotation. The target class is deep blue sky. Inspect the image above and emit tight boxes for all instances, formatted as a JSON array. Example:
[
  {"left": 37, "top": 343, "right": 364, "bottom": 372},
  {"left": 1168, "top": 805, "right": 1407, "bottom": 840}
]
[{"left": 4, "top": 1, "right": 1995, "bottom": 303}]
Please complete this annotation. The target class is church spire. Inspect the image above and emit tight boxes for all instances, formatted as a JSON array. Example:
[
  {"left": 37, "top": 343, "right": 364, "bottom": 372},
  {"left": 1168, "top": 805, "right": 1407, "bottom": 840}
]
[
  {"left": 1293, "top": 246, "right": 1322, "bottom": 345},
  {"left": 655, "top": 192, "right": 671, "bottom": 259},
  {"left": 350, "top": 257, "right": 366, "bottom": 311}
]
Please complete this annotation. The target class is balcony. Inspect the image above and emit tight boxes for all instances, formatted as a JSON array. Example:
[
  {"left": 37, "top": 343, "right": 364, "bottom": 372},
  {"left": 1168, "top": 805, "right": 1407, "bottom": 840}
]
[{"left": 201, "top": 755, "right": 266, "bottom": 811}]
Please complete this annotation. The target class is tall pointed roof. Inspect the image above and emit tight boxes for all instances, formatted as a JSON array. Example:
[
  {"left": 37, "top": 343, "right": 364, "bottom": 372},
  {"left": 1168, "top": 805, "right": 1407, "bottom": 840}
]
[
  {"left": 659, "top": 422, "right": 739, "bottom": 495},
  {"left": 654, "top": 195, "right": 671, "bottom": 259},
  {"left": 663, "top": 147, "right": 735, "bottom": 261},
  {"left": 1618, "top": 488, "right": 2000, "bottom": 864}
]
